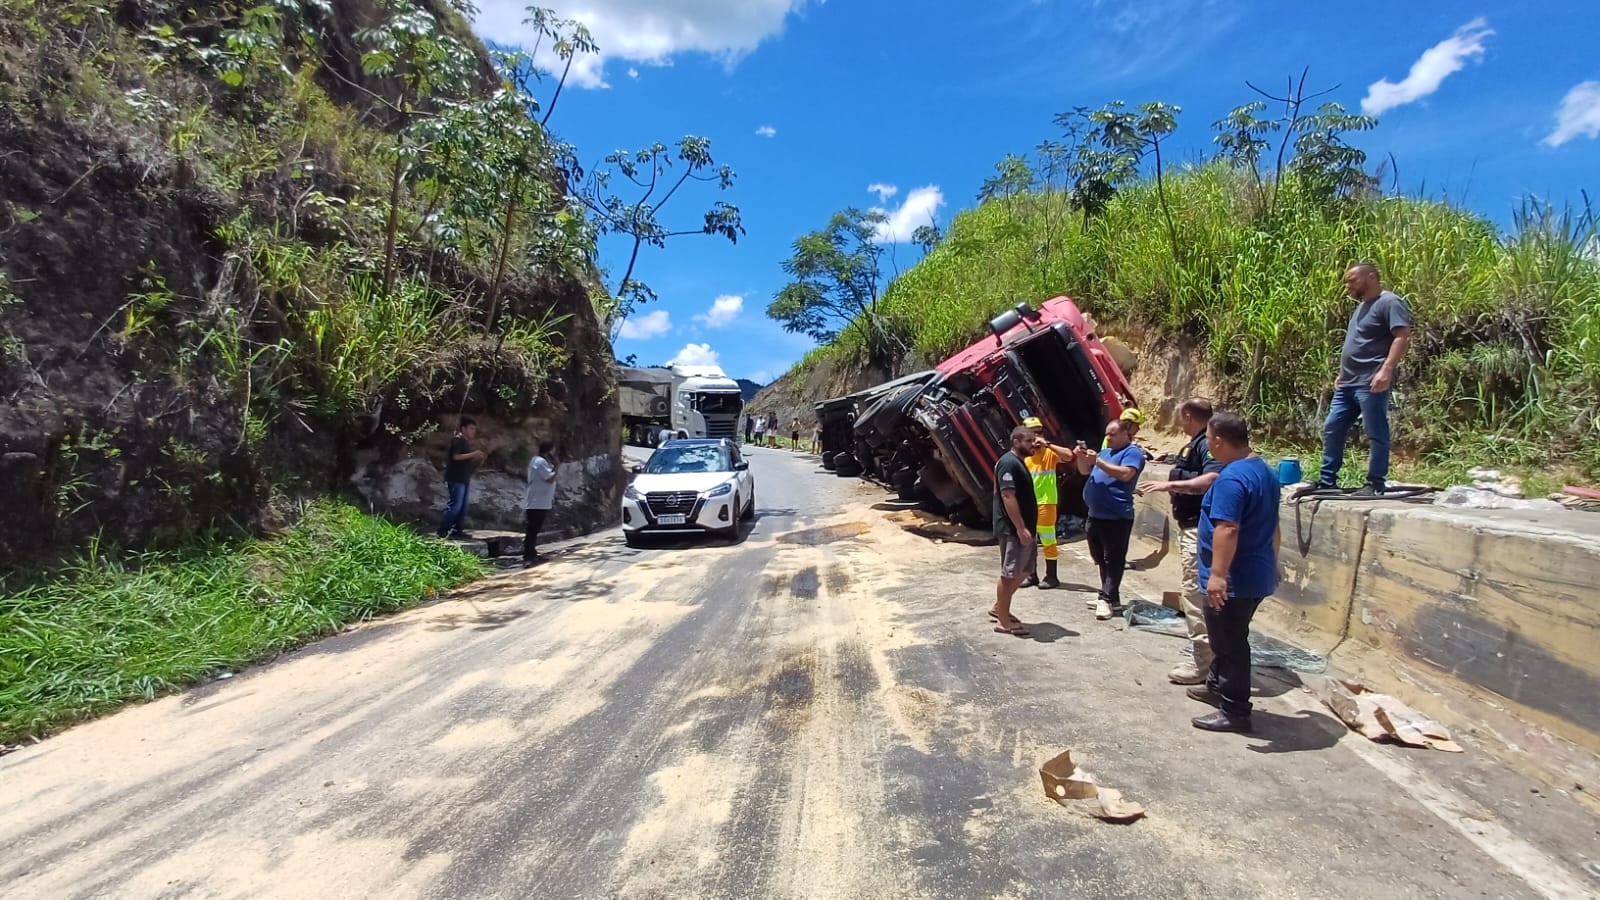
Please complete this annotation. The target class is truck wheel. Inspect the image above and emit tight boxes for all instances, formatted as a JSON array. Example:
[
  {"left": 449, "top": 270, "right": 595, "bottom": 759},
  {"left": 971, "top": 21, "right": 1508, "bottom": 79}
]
[
  {"left": 835, "top": 453, "right": 861, "bottom": 477},
  {"left": 894, "top": 469, "right": 917, "bottom": 502},
  {"left": 821, "top": 451, "right": 836, "bottom": 470}
]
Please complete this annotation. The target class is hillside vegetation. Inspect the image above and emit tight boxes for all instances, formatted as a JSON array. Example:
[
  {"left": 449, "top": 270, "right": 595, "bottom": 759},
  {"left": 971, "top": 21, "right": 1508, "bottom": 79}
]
[
  {"left": 784, "top": 105, "right": 1599, "bottom": 482},
  {"left": 0, "top": 0, "right": 620, "bottom": 562}
]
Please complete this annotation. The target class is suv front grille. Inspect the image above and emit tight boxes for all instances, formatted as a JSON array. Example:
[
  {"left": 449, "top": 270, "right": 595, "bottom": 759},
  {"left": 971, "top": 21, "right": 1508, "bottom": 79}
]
[{"left": 645, "top": 491, "right": 698, "bottom": 515}]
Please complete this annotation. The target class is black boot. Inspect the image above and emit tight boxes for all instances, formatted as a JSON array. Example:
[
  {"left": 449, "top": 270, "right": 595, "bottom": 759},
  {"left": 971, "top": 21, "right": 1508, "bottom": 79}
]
[{"left": 1039, "top": 559, "right": 1060, "bottom": 589}]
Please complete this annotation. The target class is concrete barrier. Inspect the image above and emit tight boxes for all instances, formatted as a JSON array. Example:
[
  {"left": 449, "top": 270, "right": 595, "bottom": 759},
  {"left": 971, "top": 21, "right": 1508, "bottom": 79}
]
[{"left": 1131, "top": 490, "right": 1600, "bottom": 791}]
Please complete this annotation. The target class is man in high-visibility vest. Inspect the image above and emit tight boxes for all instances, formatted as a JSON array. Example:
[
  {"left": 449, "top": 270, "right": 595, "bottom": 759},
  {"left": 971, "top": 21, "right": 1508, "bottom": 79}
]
[{"left": 1020, "top": 416, "right": 1078, "bottom": 589}]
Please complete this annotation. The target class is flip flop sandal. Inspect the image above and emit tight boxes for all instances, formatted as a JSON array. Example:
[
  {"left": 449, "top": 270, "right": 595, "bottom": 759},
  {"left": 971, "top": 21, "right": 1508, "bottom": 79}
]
[{"left": 993, "top": 622, "right": 1031, "bottom": 636}]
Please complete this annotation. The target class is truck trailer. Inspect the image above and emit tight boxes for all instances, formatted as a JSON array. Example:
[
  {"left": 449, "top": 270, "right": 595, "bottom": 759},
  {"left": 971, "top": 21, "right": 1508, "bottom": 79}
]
[{"left": 619, "top": 364, "right": 746, "bottom": 447}]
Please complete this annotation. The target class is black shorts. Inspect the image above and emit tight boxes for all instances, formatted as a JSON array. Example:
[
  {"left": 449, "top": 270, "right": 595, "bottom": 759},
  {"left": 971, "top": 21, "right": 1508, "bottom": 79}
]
[{"left": 790, "top": 431, "right": 800, "bottom": 442}]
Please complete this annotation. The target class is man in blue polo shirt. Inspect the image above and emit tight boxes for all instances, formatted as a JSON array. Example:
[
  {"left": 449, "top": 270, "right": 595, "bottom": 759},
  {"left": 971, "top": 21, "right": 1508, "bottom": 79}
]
[
  {"left": 1076, "top": 419, "right": 1146, "bottom": 621},
  {"left": 1189, "top": 412, "right": 1281, "bottom": 733}
]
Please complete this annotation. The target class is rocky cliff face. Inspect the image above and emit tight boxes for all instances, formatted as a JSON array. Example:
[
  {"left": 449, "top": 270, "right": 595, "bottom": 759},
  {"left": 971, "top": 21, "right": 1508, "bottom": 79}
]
[{"left": 0, "top": 0, "right": 622, "bottom": 564}]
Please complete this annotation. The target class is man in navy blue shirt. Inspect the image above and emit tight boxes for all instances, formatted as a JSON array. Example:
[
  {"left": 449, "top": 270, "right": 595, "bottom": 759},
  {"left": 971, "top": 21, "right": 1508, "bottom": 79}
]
[
  {"left": 1075, "top": 419, "right": 1146, "bottom": 621},
  {"left": 1190, "top": 412, "right": 1281, "bottom": 733}
]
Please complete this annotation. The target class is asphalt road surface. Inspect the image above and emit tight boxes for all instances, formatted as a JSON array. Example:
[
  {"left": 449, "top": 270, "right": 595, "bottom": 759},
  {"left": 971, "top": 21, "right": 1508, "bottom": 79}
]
[{"left": 3, "top": 446, "right": 1598, "bottom": 899}]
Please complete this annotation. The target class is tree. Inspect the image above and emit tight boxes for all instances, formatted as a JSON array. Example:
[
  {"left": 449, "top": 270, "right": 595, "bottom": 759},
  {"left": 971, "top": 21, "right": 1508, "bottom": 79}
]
[
  {"left": 911, "top": 223, "right": 942, "bottom": 254},
  {"left": 1212, "top": 101, "right": 1276, "bottom": 214},
  {"left": 355, "top": 0, "right": 480, "bottom": 300},
  {"left": 1092, "top": 100, "right": 1183, "bottom": 260},
  {"left": 977, "top": 154, "right": 1037, "bottom": 202},
  {"left": 519, "top": 6, "right": 597, "bottom": 126},
  {"left": 1051, "top": 107, "right": 1137, "bottom": 232},
  {"left": 768, "top": 209, "right": 899, "bottom": 368},
  {"left": 576, "top": 137, "right": 744, "bottom": 333},
  {"left": 1245, "top": 69, "right": 1377, "bottom": 213}
]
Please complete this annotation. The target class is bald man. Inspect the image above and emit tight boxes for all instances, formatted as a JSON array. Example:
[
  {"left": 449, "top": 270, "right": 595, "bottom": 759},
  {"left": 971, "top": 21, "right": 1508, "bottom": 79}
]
[{"left": 1309, "top": 263, "right": 1412, "bottom": 498}]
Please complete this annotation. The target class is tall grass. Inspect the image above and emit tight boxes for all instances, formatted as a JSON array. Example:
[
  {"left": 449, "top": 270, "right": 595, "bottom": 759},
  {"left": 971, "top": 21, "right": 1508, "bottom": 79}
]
[
  {"left": 853, "top": 164, "right": 1600, "bottom": 479},
  {"left": 0, "top": 501, "right": 484, "bottom": 742}
]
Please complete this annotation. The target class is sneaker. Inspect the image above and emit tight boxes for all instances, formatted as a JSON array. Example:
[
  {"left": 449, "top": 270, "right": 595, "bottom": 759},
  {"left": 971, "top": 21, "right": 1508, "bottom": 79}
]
[
  {"left": 1192, "top": 710, "right": 1252, "bottom": 733},
  {"left": 1350, "top": 484, "right": 1383, "bottom": 499},
  {"left": 1095, "top": 598, "right": 1113, "bottom": 620},
  {"left": 1020, "top": 574, "right": 1039, "bottom": 588},
  {"left": 1185, "top": 685, "right": 1224, "bottom": 707},
  {"left": 1168, "top": 661, "right": 1206, "bottom": 685},
  {"left": 1086, "top": 596, "right": 1099, "bottom": 610}
]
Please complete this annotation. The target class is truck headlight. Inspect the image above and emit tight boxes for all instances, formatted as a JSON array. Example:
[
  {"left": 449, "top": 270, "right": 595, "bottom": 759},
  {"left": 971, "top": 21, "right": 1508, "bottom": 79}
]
[{"left": 704, "top": 481, "right": 733, "bottom": 498}]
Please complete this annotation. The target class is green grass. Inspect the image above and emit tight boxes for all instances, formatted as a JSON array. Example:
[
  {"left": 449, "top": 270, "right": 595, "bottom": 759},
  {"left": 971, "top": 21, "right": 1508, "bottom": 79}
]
[
  {"left": 804, "top": 163, "right": 1600, "bottom": 481},
  {"left": 0, "top": 501, "right": 485, "bottom": 743}
]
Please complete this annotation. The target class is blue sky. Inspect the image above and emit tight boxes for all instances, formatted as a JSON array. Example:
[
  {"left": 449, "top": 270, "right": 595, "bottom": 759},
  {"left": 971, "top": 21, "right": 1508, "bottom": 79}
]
[{"left": 471, "top": 0, "right": 1599, "bottom": 385}]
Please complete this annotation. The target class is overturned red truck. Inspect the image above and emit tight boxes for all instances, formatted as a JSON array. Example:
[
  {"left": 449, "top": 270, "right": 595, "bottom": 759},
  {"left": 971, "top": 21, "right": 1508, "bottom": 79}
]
[{"left": 816, "top": 297, "right": 1135, "bottom": 526}]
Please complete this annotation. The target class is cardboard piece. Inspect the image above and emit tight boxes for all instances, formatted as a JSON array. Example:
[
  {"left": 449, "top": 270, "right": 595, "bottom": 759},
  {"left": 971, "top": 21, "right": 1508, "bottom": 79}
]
[
  {"left": 1039, "top": 750, "right": 1146, "bottom": 824},
  {"left": 1161, "top": 590, "right": 1184, "bottom": 612},
  {"left": 1320, "top": 679, "right": 1464, "bottom": 752}
]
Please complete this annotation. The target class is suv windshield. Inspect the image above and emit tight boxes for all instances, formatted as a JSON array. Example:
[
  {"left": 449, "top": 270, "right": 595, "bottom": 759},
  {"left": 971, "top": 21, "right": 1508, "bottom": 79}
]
[{"left": 645, "top": 444, "right": 731, "bottom": 474}]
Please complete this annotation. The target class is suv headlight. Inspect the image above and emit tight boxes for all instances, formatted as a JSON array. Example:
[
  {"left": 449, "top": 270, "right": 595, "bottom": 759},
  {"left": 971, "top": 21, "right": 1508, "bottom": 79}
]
[
  {"left": 624, "top": 484, "right": 643, "bottom": 501},
  {"left": 704, "top": 481, "right": 733, "bottom": 498}
]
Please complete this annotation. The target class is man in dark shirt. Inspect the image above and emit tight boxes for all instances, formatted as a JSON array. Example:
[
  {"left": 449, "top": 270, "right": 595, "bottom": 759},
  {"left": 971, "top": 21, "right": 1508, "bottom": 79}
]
[
  {"left": 1190, "top": 412, "right": 1281, "bottom": 733},
  {"left": 1309, "top": 263, "right": 1412, "bottom": 497},
  {"left": 437, "top": 417, "right": 485, "bottom": 539},
  {"left": 1138, "top": 397, "right": 1224, "bottom": 684},
  {"left": 1076, "top": 419, "right": 1146, "bottom": 620},
  {"left": 989, "top": 426, "right": 1042, "bottom": 636}
]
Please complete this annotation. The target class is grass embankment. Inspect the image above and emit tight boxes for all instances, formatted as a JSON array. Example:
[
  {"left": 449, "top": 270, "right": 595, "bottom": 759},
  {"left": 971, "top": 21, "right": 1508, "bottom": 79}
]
[
  {"left": 817, "top": 166, "right": 1600, "bottom": 485},
  {"left": 0, "top": 501, "right": 484, "bottom": 744}
]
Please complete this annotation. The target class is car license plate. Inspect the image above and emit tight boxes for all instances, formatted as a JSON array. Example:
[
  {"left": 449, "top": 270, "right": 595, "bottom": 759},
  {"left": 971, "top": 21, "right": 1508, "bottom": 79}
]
[{"left": 657, "top": 514, "right": 687, "bottom": 525}]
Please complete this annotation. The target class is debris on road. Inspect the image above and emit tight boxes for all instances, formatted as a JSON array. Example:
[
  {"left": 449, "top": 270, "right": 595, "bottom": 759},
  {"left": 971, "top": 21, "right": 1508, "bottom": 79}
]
[
  {"left": 1319, "top": 679, "right": 1464, "bottom": 752},
  {"left": 1039, "top": 750, "right": 1146, "bottom": 824}
]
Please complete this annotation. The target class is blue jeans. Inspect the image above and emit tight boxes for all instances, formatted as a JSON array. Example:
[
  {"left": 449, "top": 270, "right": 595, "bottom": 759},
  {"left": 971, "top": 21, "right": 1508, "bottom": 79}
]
[
  {"left": 1318, "top": 385, "right": 1391, "bottom": 488},
  {"left": 438, "top": 481, "right": 470, "bottom": 536}
]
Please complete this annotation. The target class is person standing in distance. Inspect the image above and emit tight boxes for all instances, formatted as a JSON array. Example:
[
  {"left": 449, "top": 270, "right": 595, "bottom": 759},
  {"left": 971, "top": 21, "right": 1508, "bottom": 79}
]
[
  {"left": 1076, "top": 419, "right": 1146, "bottom": 620},
  {"left": 790, "top": 416, "right": 802, "bottom": 452},
  {"left": 437, "top": 417, "right": 486, "bottom": 539},
  {"left": 523, "top": 442, "right": 559, "bottom": 567},
  {"left": 1190, "top": 412, "right": 1281, "bottom": 733},
  {"left": 752, "top": 413, "right": 766, "bottom": 448},
  {"left": 989, "top": 427, "right": 1043, "bottom": 636},
  {"left": 744, "top": 414, "right": 754, "bottom": 445},
  {"left": 1137, "top": 398, "right": 1224, "bottom": 684},
  {"left": 1307, "top": 263, "right": 1412, "bottom": 497}
]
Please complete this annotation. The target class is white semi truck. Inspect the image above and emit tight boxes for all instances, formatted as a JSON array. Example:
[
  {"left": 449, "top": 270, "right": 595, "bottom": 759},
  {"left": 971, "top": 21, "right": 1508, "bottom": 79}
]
[{"left": 618, "top": 364, "right": 745, "bottom": 446}]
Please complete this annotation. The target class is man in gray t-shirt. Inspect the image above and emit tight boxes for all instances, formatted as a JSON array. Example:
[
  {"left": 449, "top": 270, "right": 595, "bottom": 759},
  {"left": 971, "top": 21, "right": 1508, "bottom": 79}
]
[
  {"left": 523, "top": 442, "right": 559, "bottom": 566},
  {"left": 1311, "top": 263, "right": 1412, "bottom": 496}
]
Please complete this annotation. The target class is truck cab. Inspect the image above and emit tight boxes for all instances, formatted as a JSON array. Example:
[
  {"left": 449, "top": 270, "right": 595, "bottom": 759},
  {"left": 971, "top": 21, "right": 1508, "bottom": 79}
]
[{"left": 672, "top": 372, "right": 744, "bottom": 441}]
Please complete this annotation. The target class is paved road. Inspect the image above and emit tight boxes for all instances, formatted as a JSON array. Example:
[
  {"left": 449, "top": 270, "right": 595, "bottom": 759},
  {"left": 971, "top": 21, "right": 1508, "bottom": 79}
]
[{"left": 3, "top": 446, "right": 1598, "bottom": 899}]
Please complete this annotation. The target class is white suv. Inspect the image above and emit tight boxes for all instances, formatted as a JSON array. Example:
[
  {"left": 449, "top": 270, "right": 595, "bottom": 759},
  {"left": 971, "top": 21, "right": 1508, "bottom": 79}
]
[{"left": 622, "top": 439, "right": 754, "bottom": 546}]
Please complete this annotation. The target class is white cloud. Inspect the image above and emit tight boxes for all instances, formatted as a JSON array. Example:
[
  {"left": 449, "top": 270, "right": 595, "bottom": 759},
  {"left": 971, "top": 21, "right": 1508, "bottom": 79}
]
[
  {"left": 870, "top": 185, "right": 945, "bottom": 244},
  {"left": 1543, "top": 81, "right": 1600, "bottom": 147},
  {"left": 473, "top": 1, "right": 810, "bottom": 89},
  {"left": 749, "top": 369, "right": 773, "bottom": 384},
  {"left": 1361, "top": 18, "right": 1493, "bottom": 116},
  {"left": 627, "top": 67, "right": 640, "bottom": 79},
  {"left": 755, "top": 125, "right": 777, "bottom": 138},
  {"left": 667, "top": 342, "right": 720, "bottom": 367},
  {"left": 867, "top": 183, "right": 899, "bottom": 203},
  {"left": 618, "top": 309, "right": 672, "bottom": 340},
  {"left": 694, "top": 294, "right": 744, "bottom": 328}
]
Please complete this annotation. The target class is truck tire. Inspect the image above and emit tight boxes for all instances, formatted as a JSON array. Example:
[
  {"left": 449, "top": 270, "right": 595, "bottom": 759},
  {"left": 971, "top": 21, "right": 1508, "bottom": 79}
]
[
  {"left": 894, "top": 469, "right": 917, "bottom": 502},
  {"left": 835, "top": 453, "right": 861, "bottom": 477},
  {"left": 822, "top": 451, "right": 836, "bottom": 470},
  {"left": 649, "top": 396, "right": 670, "bottom": 417}
]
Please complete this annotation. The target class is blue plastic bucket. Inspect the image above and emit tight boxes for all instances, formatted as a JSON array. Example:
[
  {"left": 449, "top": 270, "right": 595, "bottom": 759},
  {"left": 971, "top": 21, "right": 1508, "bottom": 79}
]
[{"left": 1277, "top": 457, "right": 1304, "bottom": 485}]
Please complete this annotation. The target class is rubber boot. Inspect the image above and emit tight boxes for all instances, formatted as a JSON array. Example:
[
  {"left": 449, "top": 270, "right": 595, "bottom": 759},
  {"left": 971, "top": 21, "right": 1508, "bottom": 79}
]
[{"left": 1039, "top": 559, "right": 1060, "bottom": 589}]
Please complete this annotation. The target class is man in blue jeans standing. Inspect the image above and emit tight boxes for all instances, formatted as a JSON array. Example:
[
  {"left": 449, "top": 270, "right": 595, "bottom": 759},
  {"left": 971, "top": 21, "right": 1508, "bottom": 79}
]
[
  {"left": 1190, "top": 412, "right": 1280, "bottom": 733},
  {"left": 1310, "top": 263, "right": 1412, "bottom": 498},
  {"left": 437, "top": 417, "right": 485, "bottom": 539}
]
